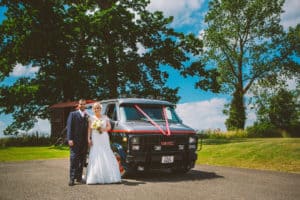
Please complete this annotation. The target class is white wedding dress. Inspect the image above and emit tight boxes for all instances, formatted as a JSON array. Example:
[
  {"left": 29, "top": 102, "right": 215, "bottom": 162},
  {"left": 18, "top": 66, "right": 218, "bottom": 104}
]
[{"left": 86, "top": 115, "right": 121, "bottom": 184}]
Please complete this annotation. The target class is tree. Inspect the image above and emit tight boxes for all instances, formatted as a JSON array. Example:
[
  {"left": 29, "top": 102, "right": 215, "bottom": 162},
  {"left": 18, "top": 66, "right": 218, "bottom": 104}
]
[
  {"left": 183, "top": 0, "right": 287, "bottom": 130},
  {"left": 248, "top": 23, "right": 300, "bottom": 136},
  {"left": 0, "top": 0, "right": 201, "bottom": 135},
  {"left": 269, "top": 89, "right": 299, "bottom": 129},
  {"left": 253, "top": 87, "right": 299, "bottom": 129}
]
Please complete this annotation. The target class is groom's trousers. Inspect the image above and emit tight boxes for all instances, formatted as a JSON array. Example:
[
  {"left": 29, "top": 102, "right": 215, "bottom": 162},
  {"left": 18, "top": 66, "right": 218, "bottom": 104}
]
[{"left": 70, "top": 145, "right": 87, "bottom": 181}]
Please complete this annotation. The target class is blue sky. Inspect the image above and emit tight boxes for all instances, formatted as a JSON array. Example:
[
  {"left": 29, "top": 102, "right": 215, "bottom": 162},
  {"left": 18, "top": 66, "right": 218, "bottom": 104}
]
[{"left": 0, "top": 0, "right": 299, "bottom": 136}]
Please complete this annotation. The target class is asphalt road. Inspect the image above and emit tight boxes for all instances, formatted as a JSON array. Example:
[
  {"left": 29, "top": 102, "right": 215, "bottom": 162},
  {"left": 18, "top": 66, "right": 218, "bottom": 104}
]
[{"left": 0, "top": 159, "right": 299, "bottom": 200}]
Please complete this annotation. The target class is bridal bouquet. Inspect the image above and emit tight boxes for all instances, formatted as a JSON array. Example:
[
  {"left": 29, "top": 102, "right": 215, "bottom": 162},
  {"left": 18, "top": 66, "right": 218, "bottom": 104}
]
[{"left": 91, "top": 119, "right": 106, "bottom": 134}]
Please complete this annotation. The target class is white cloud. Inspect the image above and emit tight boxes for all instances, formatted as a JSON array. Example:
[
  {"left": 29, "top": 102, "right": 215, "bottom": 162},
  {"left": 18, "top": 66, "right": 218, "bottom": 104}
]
[
  {"left": 176, "top": 98, "right": 256, "bottom": 131},
  {"left": 147, "top": 0, "right": 205, "bottom": 27},
  {"left": 136, "top": 42, "right": 146, "bottom": 55},
  {"left": 286, "top": 76, "right": 298, "bottom": 90},
  {"left": 197, "top": 29, "right": 205, "bottom": 40},
  {"left": 176, "top": 98, "right": 227, "bottom": 131},
  {"left": 246, "top": 108, "right": 257, "bottom": 127},
  {"left": 85, "top": 7, "right": 99, "bottom": 16},
  {"left": 0, "top": 120, "right": 6, "bottom": 137},
  {"left": 281, "top": 0, "right": 300, "bottom": 29},
  {"left": 28, "top": 118, "right": 51, "bottom": 136},
  {"left": 10, "top": 63, "right": 39, "bottom": 77}
]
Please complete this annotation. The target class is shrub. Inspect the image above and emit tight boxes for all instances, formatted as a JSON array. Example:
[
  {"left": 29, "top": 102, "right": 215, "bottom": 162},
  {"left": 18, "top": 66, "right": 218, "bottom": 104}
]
[
  {"left": 246, "top": 122, "right": 282, "bottom": 138},
  {"left": 197, "top": 129, "right": 248, "bottom": 139},
  {"left": 0, "top": 133, "right": 52, "bottom": 147}
]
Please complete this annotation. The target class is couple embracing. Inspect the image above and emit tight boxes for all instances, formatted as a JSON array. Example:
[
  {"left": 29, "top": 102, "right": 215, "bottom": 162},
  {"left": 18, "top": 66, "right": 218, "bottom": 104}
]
[{"left": 66, "top": 99, "right": 121, "bottom": 186}]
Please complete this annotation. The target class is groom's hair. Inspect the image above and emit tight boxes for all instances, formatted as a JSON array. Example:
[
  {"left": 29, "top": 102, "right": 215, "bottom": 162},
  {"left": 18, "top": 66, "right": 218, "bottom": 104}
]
[{"left": 79, "top": 99, "right": 86, "bottom": 103}]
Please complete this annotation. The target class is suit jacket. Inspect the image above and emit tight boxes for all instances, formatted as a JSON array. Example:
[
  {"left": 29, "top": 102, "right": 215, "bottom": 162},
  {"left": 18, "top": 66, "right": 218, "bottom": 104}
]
[{"left": 67, "top": 110, "right": 89, "bottom": 148}]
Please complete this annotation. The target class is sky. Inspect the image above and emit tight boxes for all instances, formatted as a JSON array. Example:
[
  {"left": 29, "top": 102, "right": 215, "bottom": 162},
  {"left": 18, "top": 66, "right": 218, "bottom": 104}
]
[{"left": 0, "top": 0, "right": 299, "bottom": 137}]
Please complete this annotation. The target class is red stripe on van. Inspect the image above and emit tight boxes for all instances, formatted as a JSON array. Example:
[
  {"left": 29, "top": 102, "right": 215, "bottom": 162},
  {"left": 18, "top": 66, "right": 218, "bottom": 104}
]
[{"left": 109, "top": 130, "right": 196, "bottom": 134}]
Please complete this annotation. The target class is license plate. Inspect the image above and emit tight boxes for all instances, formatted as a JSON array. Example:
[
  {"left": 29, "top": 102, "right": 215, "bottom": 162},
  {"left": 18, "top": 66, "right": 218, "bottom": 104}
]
[{"left": 161, "top": 155, "right": 174, "bottom": 164}]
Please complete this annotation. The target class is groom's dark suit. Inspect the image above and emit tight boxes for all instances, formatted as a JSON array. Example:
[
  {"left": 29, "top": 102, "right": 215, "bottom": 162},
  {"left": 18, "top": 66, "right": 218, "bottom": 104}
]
[{"left": 67, "top": 110, "right": 89, "bottom": 183}]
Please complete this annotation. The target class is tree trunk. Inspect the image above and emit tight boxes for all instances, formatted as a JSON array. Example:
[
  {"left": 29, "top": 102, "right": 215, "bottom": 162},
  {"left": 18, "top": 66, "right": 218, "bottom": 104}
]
[
  {"left": 225, "top": 87, "right": 246, "bottom": 130},
  {"left": 105, "top": 45, "right": 119, "bottom": 98}
]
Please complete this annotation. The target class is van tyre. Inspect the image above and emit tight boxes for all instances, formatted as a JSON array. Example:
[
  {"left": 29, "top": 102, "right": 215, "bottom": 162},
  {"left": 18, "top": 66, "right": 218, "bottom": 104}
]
[
  {"left": 114, "top": 152, "right": 135, "bottom": 178},
  {"left": 172, "top": 165, "right": 191, "bottom": 174}
]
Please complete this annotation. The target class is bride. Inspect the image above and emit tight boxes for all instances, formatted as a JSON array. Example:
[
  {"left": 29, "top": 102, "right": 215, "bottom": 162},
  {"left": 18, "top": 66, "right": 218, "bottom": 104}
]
[{"left": 86, "top": 102, "right": 121, "bottom": 184}]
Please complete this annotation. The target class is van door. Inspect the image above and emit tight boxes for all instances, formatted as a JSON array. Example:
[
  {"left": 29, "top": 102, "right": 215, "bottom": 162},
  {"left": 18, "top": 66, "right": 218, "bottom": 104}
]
[{"left": 105, "top": 103, "right": 118, "bottom": 129}]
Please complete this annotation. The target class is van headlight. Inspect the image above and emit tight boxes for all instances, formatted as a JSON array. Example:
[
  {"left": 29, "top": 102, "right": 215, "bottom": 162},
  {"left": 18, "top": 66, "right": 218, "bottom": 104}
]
[{"left": 122, "top": 136, "right": 128, "bottom": 142}]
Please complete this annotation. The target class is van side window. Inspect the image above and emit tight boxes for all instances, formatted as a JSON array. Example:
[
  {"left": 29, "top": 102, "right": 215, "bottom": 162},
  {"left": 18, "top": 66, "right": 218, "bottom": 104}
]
[{"left": 106, "top": 104, "right": 117, "bottom": 121}]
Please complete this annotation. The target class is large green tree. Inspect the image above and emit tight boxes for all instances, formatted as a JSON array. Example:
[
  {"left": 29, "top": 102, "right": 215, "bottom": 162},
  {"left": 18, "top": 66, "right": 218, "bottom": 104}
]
[
  {"left": 0, "top": 0, "right": 201, "bottom": 134},
  {"left": 184, "top": 0, "right": 288, "bottom": 130}
]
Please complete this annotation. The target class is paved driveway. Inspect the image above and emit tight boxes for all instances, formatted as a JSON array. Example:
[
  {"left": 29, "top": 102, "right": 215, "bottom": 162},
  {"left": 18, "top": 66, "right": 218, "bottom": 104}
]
[{"left": 0, "top": 159, "right": 299, "bottom": 200}]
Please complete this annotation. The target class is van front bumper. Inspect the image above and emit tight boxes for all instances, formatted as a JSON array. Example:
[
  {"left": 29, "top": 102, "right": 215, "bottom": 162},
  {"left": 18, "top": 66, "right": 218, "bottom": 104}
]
[{"left": 125, "top": 150, "right": 197, "bottom": 170}]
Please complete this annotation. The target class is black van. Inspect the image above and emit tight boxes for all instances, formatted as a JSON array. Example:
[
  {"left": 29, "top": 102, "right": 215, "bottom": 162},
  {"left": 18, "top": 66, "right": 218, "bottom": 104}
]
[{"left": 86, "top": 98, "right": 200, "bottom": 177}]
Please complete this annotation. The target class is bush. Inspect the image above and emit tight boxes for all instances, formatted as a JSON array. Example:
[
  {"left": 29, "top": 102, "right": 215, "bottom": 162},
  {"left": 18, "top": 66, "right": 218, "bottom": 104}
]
[
  {"left": 197, "top": 129, "right": 248, "bottom": 139},
  {"left": 286, "top": 123, "right": 300, "bottom": 137},
  {"left": 246, "top": 122, "right": 282, "bottom": 138},
  {"left": 0, "top": 133, "right": 52, "bottom": 147}
]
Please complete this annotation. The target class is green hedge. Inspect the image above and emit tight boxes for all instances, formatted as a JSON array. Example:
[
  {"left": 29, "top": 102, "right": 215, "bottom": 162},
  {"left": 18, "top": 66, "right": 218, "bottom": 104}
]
[
  {"left": 246, "top": 122, "right": 300, "bottom": 138},
  {"left": 0, "top": 134, "right": 53, "bottom": 147},
  {"left": 246, "top": 123, "right": 282, "bottom": 138},
  {"left": 197, "top": 124, "right": 300, "bottom": 139},
  {"left": 197, "top": 129, "right": 248, "bottom": 139}
]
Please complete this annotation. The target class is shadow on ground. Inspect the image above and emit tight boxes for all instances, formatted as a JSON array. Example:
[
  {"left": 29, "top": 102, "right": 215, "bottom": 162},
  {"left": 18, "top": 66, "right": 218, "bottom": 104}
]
[{"left": 121, "top": 169, "right": 223, "bottom": 185}]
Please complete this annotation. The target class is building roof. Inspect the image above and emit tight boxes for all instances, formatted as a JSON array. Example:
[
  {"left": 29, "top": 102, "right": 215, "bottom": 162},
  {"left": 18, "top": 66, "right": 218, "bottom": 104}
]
[{"left": 50, "top": 100, "right": 96, "bottom": 109}]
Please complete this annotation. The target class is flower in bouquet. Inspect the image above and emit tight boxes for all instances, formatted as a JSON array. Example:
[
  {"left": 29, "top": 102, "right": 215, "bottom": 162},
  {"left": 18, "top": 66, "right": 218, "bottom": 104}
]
[{"left": 91, "top": 119, "right": 106, "bottom": 134}]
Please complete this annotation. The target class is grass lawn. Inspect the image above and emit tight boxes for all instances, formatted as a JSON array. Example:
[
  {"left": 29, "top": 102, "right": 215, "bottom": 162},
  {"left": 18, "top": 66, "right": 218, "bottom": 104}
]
[
  {"left": 0, "top": 146, "right": 69, "bottom": 162},
  {"left": 1, "top": 138, "right": 299, "bottom": 174},
  {"left": 197, "top": 138, "right": 300, "bottom": 173}
]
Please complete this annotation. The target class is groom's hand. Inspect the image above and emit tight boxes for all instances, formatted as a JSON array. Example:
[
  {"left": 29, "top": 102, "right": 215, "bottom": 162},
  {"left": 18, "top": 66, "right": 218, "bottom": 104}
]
[{"left": 68, "top": 140, "right": 74, "bottom": 147}]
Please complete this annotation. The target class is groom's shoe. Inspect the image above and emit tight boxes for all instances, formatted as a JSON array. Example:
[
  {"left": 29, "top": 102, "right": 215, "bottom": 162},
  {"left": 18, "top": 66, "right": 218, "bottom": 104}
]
[
  {"left": 76, "top": 179, "right": 86, "bottom": 184},
  {"left": 68, "top": 180, "right": 75, "bottom": 186}
]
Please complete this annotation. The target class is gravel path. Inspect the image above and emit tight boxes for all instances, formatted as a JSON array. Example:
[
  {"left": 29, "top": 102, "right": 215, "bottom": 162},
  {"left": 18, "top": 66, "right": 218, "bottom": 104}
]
[{"left": 0, "top": 159, "right": 299, "bottom": 200}]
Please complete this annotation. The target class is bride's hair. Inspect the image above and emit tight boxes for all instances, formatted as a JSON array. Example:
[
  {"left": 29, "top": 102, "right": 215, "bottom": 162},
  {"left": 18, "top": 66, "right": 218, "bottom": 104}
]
[{"left": 92, "top": 102, "right": 102, "bottom": 111}]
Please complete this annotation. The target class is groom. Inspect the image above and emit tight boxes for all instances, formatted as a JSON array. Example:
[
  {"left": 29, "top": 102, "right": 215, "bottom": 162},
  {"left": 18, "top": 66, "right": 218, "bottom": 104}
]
[{"left": 67, "top": 99, "right": 89, "bottom": 186}]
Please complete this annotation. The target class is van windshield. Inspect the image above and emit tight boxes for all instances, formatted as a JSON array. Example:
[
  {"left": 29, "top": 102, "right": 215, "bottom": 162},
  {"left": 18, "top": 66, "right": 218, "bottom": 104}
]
[{"left": 120, "top": 104, "right": 181, "bottom": 123}]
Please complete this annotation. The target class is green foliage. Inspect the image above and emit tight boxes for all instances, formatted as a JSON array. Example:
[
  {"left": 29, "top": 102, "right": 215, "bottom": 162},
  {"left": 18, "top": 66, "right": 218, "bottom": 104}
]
[
  {"left": 268, "top": 89, "right": 299, "bottom": 129},
  {"left": 184, "top": 0, "right": 288, "bottom": 130},
  {"left": 0, "top": 0, "right": 199, "bottom": 134},
  {"left": 198, "top": 122, "right": 300, "bottom": 138},
  {"left": 246, "top": 122, "right": 282, "bottom": 138},
  {"left": 250, "top": 86, "right": 300, "bottom": 137},
  {"left": 0, "top": 134, "right": 52, "bottom": 147},
  {"left": 197, "top": 129, "right": 248, "bottom": 139},
  {"left": 247, "top": 122, "right": 300, "bottom": 138},
  {"left": 224, "top": 90, "right": 246, "bottom": 130},
  {"left": 279, "top": 24, "right": 300, "bottom": 77},
  {"left": 248, "top": 24, "right": 300, "bottom": 137}
]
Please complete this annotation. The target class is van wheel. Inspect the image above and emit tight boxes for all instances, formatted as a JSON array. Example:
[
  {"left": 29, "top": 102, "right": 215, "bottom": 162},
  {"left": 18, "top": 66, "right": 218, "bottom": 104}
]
[
  {"left": 172, "top": 165, "right": 191, "bottom": 174},
  {"left": 114, "top": 152, "right": 125, "bottom": 176},
  {"left": 114, "top": 152, "right": 134, "bottom": 178}
]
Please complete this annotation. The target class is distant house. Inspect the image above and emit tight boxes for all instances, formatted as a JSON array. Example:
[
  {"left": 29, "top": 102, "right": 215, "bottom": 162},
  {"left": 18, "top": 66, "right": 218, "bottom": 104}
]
[{"left": 49, "top": 100, "right": 96, "bottom": 138}]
